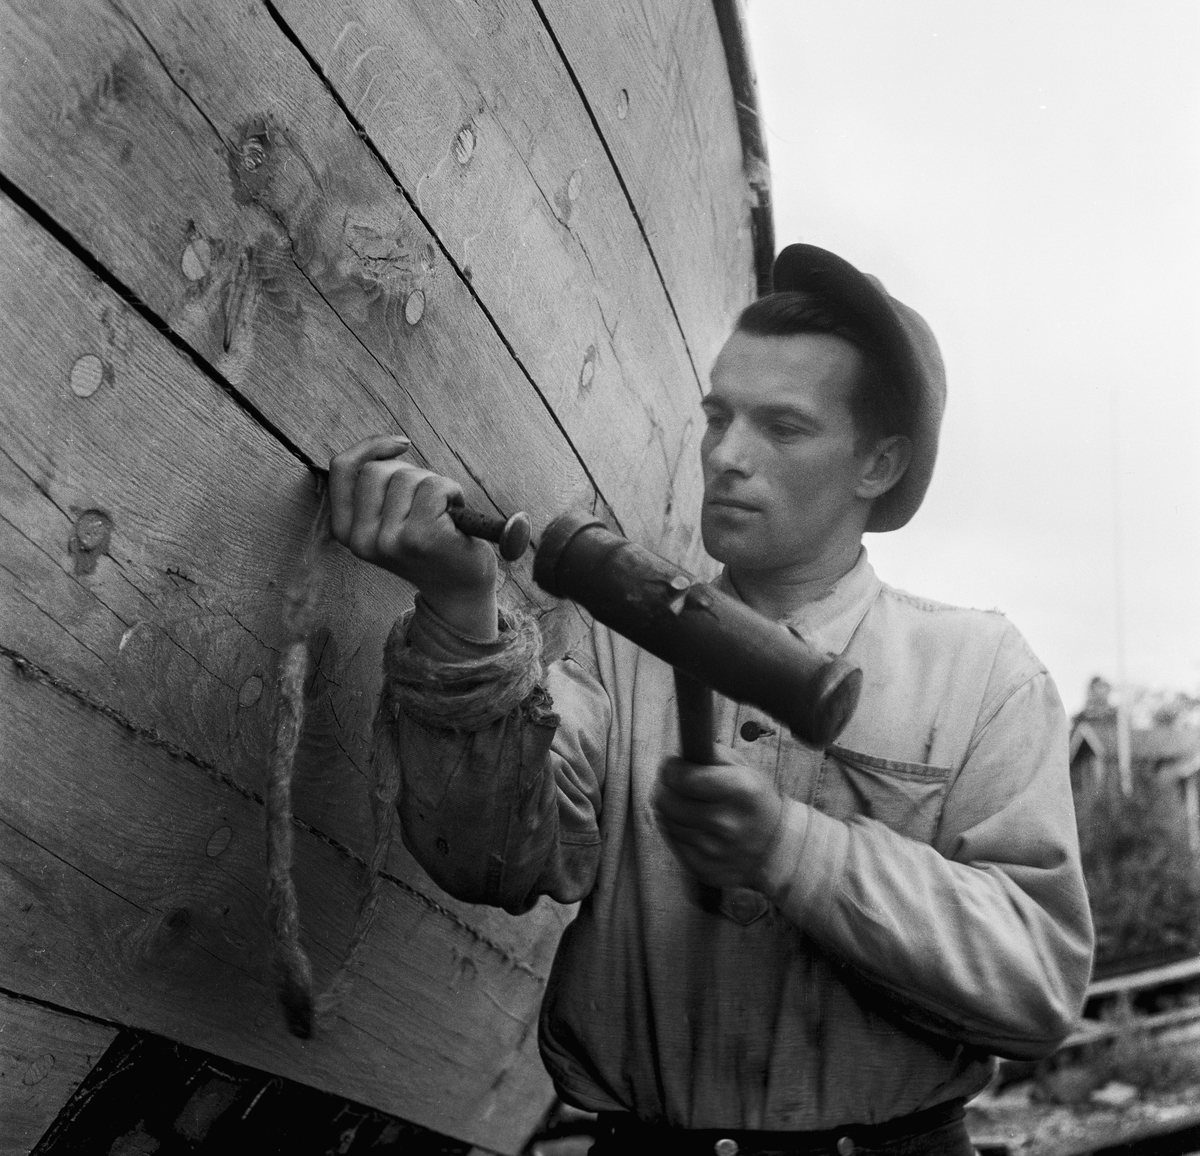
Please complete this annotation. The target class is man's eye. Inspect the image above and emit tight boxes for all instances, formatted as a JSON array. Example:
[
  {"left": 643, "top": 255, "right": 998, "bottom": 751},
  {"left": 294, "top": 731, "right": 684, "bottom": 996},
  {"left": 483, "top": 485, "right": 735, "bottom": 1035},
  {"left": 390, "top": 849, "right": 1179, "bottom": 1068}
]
[
  {"left": 769, "top": 423, "right": 806, "bottom": 438},
  {"left": 703, "top": 410, "right": 730, "bottom": 429}
]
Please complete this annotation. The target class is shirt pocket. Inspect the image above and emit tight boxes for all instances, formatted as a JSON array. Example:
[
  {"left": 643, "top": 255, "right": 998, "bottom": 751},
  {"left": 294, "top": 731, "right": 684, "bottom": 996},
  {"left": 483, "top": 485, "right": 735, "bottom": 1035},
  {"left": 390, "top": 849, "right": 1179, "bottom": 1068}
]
[{"left": 812, "top": 745, "right": 952, "bottom": 844}]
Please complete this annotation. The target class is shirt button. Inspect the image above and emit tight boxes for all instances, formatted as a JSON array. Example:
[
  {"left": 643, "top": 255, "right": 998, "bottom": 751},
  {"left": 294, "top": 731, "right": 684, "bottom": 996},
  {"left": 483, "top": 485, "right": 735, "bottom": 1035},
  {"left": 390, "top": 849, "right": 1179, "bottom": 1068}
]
[
  {"left": 836, "top": 1138, "right": 856, "bottom": 1156},
  {"left": 714, "top": 1140, "right": 739, "bottom": 1156},
  {"left": 739, "top": 719, "right": 776, "bottom": 741}
]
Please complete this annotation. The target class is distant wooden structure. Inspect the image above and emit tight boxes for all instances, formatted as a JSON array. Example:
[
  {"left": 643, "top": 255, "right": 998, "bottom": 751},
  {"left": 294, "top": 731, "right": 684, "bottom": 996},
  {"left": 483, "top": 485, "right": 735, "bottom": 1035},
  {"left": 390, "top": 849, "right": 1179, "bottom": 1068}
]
[
  {"left": 0, "top": 1, "right": 770, "bottom": 1152},
  {"left": 1070, "top": 679, "right": 1200, "bottom": 855}
]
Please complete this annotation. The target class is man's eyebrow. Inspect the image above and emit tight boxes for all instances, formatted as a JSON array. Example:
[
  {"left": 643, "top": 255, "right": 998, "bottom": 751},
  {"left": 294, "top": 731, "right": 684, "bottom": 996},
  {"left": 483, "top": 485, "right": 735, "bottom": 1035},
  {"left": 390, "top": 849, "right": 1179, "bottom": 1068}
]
[{"left": 754, "top": 402, "right": 821, "bottom": 424}]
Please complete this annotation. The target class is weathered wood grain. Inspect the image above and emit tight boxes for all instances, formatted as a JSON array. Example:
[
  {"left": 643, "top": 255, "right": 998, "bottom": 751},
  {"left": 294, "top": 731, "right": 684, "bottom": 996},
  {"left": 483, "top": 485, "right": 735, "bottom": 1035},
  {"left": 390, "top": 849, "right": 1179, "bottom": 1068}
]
[
  {"left": 0, "top": 657, "right": 553, "bottom": 1152},
  {"left": 0, "top": 0, "right": 599, "bottom": 546},
  {"left": 0, "top": 0, "right": 762, "bottom": 1140},
  {"left": 0, "top": 192, "right": 570, "bottom": 1012},
  {"left": 271, "top": 0, "right": 709, "bottom": 562},
  {"left": 0, "top": 187, "right": 393, "bottom": 857},
  {"left": 537, "top": 0, "right": 760, "bottom": 382},
  {"left": 0, "top": 995, "right": 118, "bottom": 1156}
]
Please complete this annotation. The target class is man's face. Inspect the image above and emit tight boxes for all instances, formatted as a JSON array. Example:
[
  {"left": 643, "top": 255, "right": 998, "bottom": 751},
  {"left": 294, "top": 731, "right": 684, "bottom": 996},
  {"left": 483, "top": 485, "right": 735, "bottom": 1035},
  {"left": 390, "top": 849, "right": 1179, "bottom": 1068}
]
[{"left": 700, "top": 329, "right": 876, "bottom": 572}]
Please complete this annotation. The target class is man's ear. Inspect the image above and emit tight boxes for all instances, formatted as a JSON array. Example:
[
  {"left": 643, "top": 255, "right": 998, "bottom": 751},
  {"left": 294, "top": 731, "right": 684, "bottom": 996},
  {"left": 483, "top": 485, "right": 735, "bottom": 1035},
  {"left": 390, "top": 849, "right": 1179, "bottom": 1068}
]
[{"left": 856, "top": 435, "right": 912, "bottom": 500}]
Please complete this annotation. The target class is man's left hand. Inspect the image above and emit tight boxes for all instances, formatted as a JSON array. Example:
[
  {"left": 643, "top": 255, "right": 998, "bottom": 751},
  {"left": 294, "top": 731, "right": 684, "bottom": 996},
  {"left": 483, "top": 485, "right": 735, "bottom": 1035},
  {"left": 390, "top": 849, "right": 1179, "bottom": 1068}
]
[{"left": 653, "top": 752, "right": 786, "bottom": 889}]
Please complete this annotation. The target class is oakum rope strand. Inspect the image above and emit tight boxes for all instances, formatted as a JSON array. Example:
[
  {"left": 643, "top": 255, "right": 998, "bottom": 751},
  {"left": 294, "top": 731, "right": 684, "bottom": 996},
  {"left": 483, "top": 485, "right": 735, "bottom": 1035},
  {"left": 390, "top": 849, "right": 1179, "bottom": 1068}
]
[
  {"left": 265, "top": 492, "right": 541, "bottom": 1038},
  {"left": 265, "top": 495, "right": 329, "bottom": 1038},
  {"left": 265, "top": 492, "right": 399, "bottom": 1039}
]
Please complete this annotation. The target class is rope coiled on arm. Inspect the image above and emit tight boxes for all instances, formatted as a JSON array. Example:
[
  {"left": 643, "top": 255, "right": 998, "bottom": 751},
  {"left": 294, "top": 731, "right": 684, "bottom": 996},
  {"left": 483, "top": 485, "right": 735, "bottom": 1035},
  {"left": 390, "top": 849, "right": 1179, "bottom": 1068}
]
[{"left": 375, "top": 601, "right": 544, "bottom": 732}]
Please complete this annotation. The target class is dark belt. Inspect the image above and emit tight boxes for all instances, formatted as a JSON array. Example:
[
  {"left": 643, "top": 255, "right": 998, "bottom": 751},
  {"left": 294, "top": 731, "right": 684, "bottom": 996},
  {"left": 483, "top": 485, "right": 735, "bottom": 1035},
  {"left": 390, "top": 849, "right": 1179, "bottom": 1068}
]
[{"left": 594, "top": 1097, "right": 966, "bottom": 1156}]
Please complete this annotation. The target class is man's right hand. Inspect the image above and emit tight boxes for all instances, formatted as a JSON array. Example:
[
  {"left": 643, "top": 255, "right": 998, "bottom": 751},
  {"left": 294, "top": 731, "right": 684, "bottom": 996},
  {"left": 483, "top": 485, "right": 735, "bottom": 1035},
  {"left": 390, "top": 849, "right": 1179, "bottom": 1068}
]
[{"left": 329, "top": 435, "right": 499, "bottom": 640}]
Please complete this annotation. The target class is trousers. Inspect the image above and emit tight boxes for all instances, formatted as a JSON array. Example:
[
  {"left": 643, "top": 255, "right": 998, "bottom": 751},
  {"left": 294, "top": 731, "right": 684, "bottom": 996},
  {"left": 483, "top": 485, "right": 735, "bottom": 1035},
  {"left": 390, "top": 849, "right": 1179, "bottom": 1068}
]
[{"left": 588, "top": 1099, "right": 975, "bottom": 1156}]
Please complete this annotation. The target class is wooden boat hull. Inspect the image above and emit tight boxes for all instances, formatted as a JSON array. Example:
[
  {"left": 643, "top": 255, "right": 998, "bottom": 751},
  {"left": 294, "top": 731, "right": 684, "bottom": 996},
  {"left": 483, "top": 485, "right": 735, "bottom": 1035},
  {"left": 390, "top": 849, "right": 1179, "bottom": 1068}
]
[{"left": 0, "top": 1, "right": 769, "bottom": 1150}]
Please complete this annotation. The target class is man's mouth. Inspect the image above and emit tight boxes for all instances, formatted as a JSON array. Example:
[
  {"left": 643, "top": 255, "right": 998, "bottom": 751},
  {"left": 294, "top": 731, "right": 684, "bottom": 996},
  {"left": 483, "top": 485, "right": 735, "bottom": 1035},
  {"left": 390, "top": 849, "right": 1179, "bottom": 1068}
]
[{"left": 705, "top": 494, "right": 761, "bottom": 512}]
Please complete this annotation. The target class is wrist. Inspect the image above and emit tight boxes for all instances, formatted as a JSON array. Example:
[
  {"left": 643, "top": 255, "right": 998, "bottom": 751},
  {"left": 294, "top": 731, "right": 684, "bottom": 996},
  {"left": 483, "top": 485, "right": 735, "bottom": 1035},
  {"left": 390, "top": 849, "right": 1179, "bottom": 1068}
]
[
  {"left": 420, "top": 588, "right": 499, "bottom": 642},
  {"left": 750, "top": 796, "right": 801, "bottom": 894}
]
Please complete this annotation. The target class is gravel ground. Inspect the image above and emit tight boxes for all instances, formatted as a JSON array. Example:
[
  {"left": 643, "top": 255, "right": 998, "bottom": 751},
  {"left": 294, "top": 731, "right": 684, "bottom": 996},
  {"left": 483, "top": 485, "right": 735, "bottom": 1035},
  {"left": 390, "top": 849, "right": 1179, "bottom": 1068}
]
[{"left": 967, "top": 1082, "right": 1200, "bottom": 1154}]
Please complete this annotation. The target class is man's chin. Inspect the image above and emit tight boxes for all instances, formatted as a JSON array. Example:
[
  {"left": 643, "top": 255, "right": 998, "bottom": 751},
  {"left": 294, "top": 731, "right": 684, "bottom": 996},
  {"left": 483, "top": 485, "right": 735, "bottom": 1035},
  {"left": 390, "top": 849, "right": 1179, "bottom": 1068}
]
[{"left": 700, "top": 517, "right": 773, "bottom": 569}]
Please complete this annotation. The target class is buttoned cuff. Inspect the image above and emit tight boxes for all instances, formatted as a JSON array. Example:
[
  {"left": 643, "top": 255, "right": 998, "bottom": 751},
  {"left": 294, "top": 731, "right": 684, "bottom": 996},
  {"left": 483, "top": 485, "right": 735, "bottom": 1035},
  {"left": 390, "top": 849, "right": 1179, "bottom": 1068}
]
[{"left": 758, "top": 798, "right": 850, "bottom": 927}]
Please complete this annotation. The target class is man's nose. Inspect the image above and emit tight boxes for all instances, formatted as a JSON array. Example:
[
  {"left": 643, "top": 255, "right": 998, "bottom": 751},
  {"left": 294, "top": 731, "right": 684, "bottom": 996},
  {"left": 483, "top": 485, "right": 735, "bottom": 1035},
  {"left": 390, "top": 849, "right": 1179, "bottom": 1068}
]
[{"left": 704, "top": 418, "right": 754, "bottom": 476}]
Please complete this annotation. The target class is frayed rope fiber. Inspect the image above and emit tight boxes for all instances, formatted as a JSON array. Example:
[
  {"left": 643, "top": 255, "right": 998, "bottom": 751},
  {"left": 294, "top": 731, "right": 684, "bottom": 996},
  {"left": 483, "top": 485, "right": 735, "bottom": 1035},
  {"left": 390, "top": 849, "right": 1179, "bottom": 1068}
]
[
  {"left": 264, "top": 494, "right": 542, "bottom": 1039},
  {"left": 265, "top": 493, "right": 400, "bottom": 1039},
  {"left": 376, "top": 603, "right": 544, "bottom": 733}
]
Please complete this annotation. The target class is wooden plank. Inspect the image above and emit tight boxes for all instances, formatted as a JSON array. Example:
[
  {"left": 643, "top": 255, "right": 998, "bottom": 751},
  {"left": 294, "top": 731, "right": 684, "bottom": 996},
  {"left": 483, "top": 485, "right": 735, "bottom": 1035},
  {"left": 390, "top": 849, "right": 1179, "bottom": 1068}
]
[
  {"left": 0, "top": 657, "right": 553, "bottom": 1153},
  {"left": 0, "top": 179, "right": 575, "bottom": 1115},
  {"left": 0, "top": 0, "right": 600, "bottom": 554},
  {"left": 271, "top": 0, "right": 708, "bottom": 561},
  {"left": 537, "top": 0, "right": 760, "bottom": 380},
  {"left": 0, "top": 184, "right": 391, "bottom": 863},
  {"left": 0, "top": 995, "right": 118, "bottom": 1156},
  {"left": 0, "top": 191, "right": 571, "bottom": 975}
]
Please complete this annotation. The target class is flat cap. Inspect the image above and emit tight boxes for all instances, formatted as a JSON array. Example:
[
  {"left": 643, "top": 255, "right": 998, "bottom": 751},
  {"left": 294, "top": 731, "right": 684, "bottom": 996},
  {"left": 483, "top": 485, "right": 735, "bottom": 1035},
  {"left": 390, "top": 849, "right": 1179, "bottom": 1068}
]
[{"left": 772, "top": 244, "right": 946, "bottom": 532}]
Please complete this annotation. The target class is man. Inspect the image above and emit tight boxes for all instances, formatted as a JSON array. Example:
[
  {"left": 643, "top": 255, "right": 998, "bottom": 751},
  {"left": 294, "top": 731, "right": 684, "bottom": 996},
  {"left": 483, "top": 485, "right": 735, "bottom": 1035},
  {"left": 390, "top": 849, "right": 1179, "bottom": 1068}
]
[{"left": 329, "top": 245, "right": 1093, "bottom": 1155}]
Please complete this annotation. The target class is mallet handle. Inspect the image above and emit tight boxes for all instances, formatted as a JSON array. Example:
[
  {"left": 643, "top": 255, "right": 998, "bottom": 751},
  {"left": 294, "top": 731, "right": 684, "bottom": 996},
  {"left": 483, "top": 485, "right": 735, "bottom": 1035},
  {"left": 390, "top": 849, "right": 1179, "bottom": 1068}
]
[
  {"left": 673, "top": 670, "right": 723, "bottom": 915},
  {"left": 674, "top": 669, "right": 716, "bottom": 764}
]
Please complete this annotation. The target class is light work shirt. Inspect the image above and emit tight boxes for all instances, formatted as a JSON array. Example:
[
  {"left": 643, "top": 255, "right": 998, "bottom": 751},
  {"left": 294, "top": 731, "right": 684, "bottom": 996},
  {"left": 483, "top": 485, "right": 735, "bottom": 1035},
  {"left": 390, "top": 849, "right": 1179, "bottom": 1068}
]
[{"left": 386, "top": 550, "right": 1093, "bottom": 1128}]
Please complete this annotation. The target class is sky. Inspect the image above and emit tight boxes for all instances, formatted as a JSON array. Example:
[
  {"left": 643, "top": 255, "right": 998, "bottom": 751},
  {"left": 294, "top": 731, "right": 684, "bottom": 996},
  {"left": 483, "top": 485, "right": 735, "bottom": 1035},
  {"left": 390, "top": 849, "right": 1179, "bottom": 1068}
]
[{"left": 744, "top": 0, "right": 1200, "bottom": 714}]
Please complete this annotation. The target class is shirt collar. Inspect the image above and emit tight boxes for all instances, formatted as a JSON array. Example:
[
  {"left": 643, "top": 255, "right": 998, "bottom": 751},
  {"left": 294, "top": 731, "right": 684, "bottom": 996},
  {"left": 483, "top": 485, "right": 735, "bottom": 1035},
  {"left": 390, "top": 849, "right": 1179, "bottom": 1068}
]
[{"left": 714, "top": 548, "right": 882, "bottom": 656}]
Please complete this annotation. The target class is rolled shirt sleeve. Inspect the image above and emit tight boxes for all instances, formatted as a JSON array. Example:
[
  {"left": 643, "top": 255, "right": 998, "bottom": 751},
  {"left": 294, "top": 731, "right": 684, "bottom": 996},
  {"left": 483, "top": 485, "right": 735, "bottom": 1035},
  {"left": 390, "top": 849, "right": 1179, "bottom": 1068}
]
[{"left": 375, "top": 597, "right": 610, "bottom": 913}]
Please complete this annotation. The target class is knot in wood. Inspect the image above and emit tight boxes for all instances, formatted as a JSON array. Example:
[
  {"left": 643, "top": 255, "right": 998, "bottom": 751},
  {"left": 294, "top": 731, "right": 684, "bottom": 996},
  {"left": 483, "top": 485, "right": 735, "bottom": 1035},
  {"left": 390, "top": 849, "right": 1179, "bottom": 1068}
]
[
  {"left": 69, "top": 509, "right": 113, "bottom": 575},
  {"left": 165, "top": 906, "right": 192, "bottom": 933},
  {"left": 240, "top": 137, "right": 267, "bottom": 171}
]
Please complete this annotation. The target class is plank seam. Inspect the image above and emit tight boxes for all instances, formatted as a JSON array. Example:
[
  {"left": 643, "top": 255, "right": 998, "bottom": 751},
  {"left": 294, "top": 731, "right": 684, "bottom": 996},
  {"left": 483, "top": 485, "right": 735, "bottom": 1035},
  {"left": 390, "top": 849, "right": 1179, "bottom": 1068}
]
[
  {"left": 3, "top": 645, "right": 547, "bottom": 982},
  {"left": 0, "top": 174, "right": 318, "bottom": 474},
  {"left": 527, "top": 0, "right": 703, "bottom": 396},
  {"left": 98, "top": 1, "right": 528, "bottom": 528},
  {"left": 3, "top": 644, "right": 267, "bottom": 806},
  {"left": 0, "top": 454, "right": 167, "bottom": 638},
  {"left": 5, "top": 163, "right": 537, "bottom": 694},
  {"left": 0, "top": 500, "right": 137, "bottom": 661},
  {"left": 2, "top": 813, "right": 154, "bottom": 913},
  {"left": 110, "top": 0, "right": 225, "bottom": 144},
  {"left": 3, "top": 576, "right": 120, "bottom": 674},
  {"left": 258, "top": 0, "right": 621, "bottom": 535},
  {"left": 0, "top": 983, "right": 127, "bottom": 1032}
]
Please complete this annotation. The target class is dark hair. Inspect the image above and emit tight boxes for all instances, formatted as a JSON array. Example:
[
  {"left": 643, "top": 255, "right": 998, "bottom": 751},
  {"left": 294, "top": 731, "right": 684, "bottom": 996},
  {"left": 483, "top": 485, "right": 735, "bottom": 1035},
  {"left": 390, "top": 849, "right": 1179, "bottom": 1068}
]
[{"left": 736, "top": 291, "right": 911, "bottom": 445}]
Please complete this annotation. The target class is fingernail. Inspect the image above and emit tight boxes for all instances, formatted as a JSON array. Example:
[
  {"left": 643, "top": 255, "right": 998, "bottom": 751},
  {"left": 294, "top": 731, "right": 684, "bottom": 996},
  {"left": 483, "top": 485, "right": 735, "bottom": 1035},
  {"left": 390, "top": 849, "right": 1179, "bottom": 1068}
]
[{"left": 392, "top": 435, "right": 411, "bottom": 446}]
